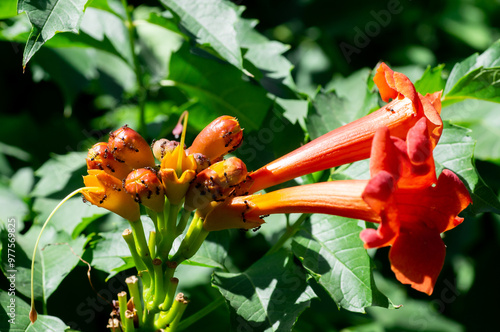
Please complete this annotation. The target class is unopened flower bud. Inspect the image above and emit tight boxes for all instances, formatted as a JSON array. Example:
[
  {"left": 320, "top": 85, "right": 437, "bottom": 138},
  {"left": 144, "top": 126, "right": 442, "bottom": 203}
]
[
  {"left": 108, "top": 125, "right": 155, "bottom": 169},
  {"left": 124, "top": 168, "right": 165, "bottom": 213},
  {"left": 87, "top": 142, "right": 133, "bottom": 180},
  {"left": 184, "top": 157, "right": 247, "bottom": 211},
  {"left": 193, "top": 153, "right": 210, "bottom": 173},
  {"left": 152, "top": 139, "right": 180, "bottom": 162},
  {"left": 187, "top": 116, "right": 243, "bottom": 161}
]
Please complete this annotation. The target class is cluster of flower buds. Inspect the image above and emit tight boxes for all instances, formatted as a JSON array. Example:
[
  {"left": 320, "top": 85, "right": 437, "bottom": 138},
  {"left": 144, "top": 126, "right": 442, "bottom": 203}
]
[{"left": 82, "top": 117, "right": 247, "bottom": 222}]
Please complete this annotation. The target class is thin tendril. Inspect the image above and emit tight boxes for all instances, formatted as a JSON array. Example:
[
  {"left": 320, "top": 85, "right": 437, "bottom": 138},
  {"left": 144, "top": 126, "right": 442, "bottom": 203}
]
[{"left": 29, "top": 187, "right": 98, "bottom": 323}]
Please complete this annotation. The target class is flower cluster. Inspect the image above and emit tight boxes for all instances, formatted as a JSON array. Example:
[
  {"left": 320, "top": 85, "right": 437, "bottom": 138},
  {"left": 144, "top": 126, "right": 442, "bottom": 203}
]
[{"left": 81, "top": 63, "right": 471, "bottom": 330}]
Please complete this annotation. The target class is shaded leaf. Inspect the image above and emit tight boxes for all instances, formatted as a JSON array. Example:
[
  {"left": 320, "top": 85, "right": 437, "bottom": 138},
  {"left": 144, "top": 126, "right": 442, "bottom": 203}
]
[
  {"left": 292, "top": 214, "right": 391, "bottom": 313},
  {"left": 308, "top": 68, "right": 378, "bottom": 140},
  {"left": 160, "top": 0, "right": 242, "bottom": 69},
  {"left": 164, "top": 45, "right": 272, "bottom": 131},
  {"left": 189, "top": 230, "right": 230, "bottom": 269},
  {"left": 0, "top": 292, "right": 70, "bottom": 331},
  {"left": 213, "top": 249, "right": 316, "bottom": 332},
  {"left": 18, "top": 0, "right": 90, "bottom": 67},
  {"left": 0, "top": 226, "right": 86, "bottom": 302}
]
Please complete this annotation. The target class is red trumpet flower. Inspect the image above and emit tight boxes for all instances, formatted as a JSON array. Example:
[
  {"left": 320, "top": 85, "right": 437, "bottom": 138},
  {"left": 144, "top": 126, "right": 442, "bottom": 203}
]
[
  {"left": 246, "top": 63, "right": 443, "bottom": 194},
  {"left": 203, "top": 118, "right": 471, "bottom": 295}
]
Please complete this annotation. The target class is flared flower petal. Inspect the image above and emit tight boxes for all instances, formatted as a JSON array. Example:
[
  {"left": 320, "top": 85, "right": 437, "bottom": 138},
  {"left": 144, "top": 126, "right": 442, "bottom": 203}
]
[
  {"left": 360, "top": 121, "right": 471, "bottom": 294},
  {"left": 82, "top": 170, "right": 140, "bottom": 221},
  {"left": 159, "top": 144, "right": 197, "bottom": 205},
  {"left": 246, "top": 63, "right": 443, "bottom": 194}
]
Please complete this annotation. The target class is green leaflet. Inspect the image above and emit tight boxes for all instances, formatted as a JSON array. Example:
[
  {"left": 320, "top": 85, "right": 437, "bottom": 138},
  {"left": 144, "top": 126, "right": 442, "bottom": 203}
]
[
  {"left": 18, "top": 0, "right": 90, "bottom": 67},
  {"left": 212, "top": 249, "right": 317, "bottom": 332}
]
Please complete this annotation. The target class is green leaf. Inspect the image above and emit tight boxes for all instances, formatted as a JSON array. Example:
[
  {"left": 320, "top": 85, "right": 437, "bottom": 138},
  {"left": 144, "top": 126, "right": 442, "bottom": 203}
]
[
  {"left": 31, "top": 152, "right": 87, "bottom": 197},
  {"left": 443, "top": 40, "right": 500, "bottom": 106},
  {"left": 433, "top": 122, "right": 500, "bottom": 214},
  {"left": 292, "top": 214, "right": 391, "bottom": 313},
  {"left": 414, "top": 64, "right": 446, "bottom": 95},
  {"left": 212, "top": 249, "right": 317, "bottom": 332},
  {"left": 0, "top": 226, "right": 86, "bottom": 302},
  {"left": 164, "top": 45, "right": 272, "bottom": 131},
  {"left": 18, "top": 0, "right": 90, "bottom": 67},
  {"left": 235, "top": 16, "right": 296, "bottom": 96},
  {"left": 188, "top": 230, "right": 229, "bottom": 269},
  {"left": 0, "top": 291, "right": 70, "bottom": 331},
  {"left": 159, "top": 0, "right": 243, "bottom": 69},
  {"left": 32, "top": 197, "right": 104, "bottom": 236},
  {"left": 90, "top": 229, "right": 131, "bottom": 277},
  {"left": 441, "top": 99, "right": 500, "bottom": 162},
  {"left": 0, "top": 0, "right": 17, "bottom": 19},
  {"left": 308, "top": 69, "right": 378, "bottom": 140}
]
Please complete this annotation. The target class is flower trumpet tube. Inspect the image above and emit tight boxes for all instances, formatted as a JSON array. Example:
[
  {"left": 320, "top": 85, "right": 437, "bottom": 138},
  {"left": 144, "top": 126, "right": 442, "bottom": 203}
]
[
  {"left": 201, "top": 181, "right": 380, "bottom": 232},
  {"left": 124, "top": 168, "right": 165, "bottom": 213},
  {"left": 82, "top": 169, "right": 140, "bottom": 221},
  {"left": 108, "top": 125, "right": 155, "bottom": 169},
  {"left": 87, "top": 142, "right": 133, "bottom": 180},
  {"left": 187, "top": 115, "right": 243, "bottom": 161},
  {"left": 360, "top": 119, "right": 471, "bottom": 295},
  {"left": 246, "top": 63, "right": 443, "bottom": 194}
]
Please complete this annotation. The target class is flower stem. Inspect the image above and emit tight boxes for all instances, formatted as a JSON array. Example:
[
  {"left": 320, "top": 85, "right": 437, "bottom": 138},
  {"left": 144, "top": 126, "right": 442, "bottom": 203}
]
[
  {"left": 29, "top": 187, "right": 92, "bottom": 323},
  {"left": 117, "top": 291, "right": 128, "bottom": 326},
  {"left": 123, "top": 229, "right": 151, "bottom": 287},
  {"left": 265, "top": 213, "right": 309, "bottom": 256},
  {"left": 126, "top": 276, "right": 143, "bottom": 324},
  {"left": 128, "top": 220, "right": 155, "bottom": 283}
]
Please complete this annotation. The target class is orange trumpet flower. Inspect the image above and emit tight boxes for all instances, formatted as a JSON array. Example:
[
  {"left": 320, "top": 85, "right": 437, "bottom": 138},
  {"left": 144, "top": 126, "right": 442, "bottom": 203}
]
[{"left": 246, "top": 63, "right": 443, "bottom": 194}]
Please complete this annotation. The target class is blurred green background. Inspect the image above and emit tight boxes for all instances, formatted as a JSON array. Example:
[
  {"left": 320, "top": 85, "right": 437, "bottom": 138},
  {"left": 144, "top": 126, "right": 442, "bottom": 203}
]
[{"left": 1, "top": 0, "right": 500, "bottom": 331}]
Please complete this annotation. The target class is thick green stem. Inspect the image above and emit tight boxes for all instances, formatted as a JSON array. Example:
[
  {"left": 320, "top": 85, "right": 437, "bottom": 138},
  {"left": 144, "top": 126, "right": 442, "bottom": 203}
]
[
  {"left": 124, "top": 310, "right": 136, "bottom": 332},
  {"left": 128, "top": 220, "right": 155, "bottom": 280},
  {"left": 151, "top": 259, "right": 166, "bottom": 310},
  {"left": 117, "top": 291, "right": 128, "bottom": 327},
  {"left": 265, "top": 214, "right": 309, "bottom": 256},
  {"left": 155, "top": 293, "right": 189, "bottom": 330},
  {"left": 160, "top": 277, "right": 179, "bottom": 312},
  {"left": 176, "top": 209, "right": 192, "bottom": 237},
  {"left": 148, "top": 231, "right": 157, "bottom": 259},
  {"left": 159, "top": 203, "right": 179, "bottom": 259}
]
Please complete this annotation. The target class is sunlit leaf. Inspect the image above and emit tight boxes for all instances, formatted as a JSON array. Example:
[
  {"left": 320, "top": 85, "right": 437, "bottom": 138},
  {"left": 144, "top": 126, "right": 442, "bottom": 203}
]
[
  {"left": 159, "top": 0, "right": 242, "bottom": 69},
  {"left": 213, "top": 249, "right": 316, "bottom": 332},
  {"left": 414, "top": 64, "right": 446, "bottom": 95},
  {"left": 18, "top": 0, "right": 90, "bottom": 67},
  {"left": 443, "top": 40, "right": 500, "bottom": 106},
  {"left": 292, "top": 214, "right": 391, "bottom": 313}
]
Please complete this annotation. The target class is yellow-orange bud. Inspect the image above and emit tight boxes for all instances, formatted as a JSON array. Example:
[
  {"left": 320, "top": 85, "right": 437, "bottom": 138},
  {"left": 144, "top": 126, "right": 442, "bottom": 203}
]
[
  {"left": 86, "top": 142, "right": 133, "bottom": 180},
  {"left": 184, "top": 157, "right": 248, "bottom": 211},
  {"left": 108, "top": 125, "right": 155, "bottom": 169},
  {"left": 123, "top": 168, "right": 165, "bottom": 213},
  {"left": 187, "top": 116, "right": 243, "bottom": 161}
]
